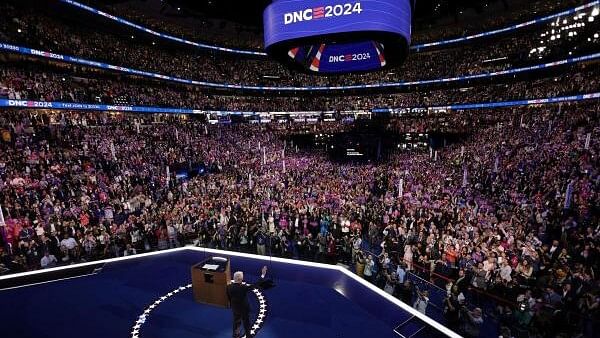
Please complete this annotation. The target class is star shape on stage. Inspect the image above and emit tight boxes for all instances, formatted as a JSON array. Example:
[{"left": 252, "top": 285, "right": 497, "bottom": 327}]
[{"left": 130, "top": 283, "right": 269, "bottom": 338}]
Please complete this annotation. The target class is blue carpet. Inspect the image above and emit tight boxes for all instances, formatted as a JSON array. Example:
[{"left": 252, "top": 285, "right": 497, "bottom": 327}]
[{"left": 0, "top": 250, "right": 427, "bottom": 338}]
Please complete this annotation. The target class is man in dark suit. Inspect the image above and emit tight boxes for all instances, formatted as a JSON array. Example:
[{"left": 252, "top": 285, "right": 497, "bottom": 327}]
[{"left": 226, "top": 266, "right": 268, "bottom": 338}]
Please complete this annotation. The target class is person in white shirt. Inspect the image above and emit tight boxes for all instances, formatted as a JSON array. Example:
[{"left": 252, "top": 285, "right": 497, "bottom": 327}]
[
  {"left": 60, "top": 234, "right": 79, "bottom": 261},
  {"left": 363, "top": 255, "right": 375, "bottom": 282},
  {"left": 267, "top": 215, "right": 275, "bottom": 233},
  {"left": 40, "top": 252, "right": 57, "bottom": 268},
  {"left": 130, "top": 229, "right": 141, "bottom": 247},
  {"left": 396, "top": 263, "right": 407, "bottom": 284},
  {"left": 167, "top": 224, "right": 178, "bottom": 248},
  {"left": 499, "top": 261, "right": 512, "bottom": 282},
  {"left": 60, "top": 235, "right": 77, "bottom": 250},
  {"left": 413, "top": 289, "right": 429, "bottom": 314},
  {"left": 341, "top": 220, "right": 350, "bottom": 235}
]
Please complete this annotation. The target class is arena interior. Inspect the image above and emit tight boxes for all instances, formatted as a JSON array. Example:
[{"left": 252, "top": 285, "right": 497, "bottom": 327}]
[{"left": 0, "top": 1, "right": 599, "bottom": 338}]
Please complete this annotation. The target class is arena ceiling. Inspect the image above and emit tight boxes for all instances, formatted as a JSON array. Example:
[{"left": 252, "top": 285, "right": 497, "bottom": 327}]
[{"left": 101, "top": 0, "right": 513, "bottom": 27}]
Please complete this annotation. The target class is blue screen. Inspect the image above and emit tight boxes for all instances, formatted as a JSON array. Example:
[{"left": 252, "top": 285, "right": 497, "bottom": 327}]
[
  {"left": 264, "top": 0, "right": 411, "bottom": 73},
  {"left": 264, "top": 0, "right": 411, "bottom": 47}
]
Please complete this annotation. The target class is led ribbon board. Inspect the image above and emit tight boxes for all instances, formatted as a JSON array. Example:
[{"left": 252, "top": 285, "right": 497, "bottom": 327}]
[{"left": 264, "top": 0, "right": 412, "bottom": 74}]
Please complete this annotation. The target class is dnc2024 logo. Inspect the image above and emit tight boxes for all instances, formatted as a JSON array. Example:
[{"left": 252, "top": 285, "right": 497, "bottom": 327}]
[{"left": 284, "top": 2, "right": 363, "bottom": 25}]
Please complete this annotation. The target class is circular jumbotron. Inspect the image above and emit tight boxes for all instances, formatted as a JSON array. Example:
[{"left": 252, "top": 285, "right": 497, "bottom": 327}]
[{"left": 263, "top": 0, "right": 412, "bottom": 74}]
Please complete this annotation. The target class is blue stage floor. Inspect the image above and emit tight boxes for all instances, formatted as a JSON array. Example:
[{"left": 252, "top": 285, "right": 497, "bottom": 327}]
[{"left": 0, "top": 249, "right": 453, "bottom": 338}]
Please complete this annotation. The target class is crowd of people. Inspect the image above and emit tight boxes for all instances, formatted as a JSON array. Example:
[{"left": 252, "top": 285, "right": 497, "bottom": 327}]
[
  {"left": 0, "top": 1, "right": 598, "bottom": 337},
  {"left": 1, "top": 1, "right": 597, "bottom": 88},
  {"left": 1, "top": 61, "right": 598, "bottom": 112},
  {"left": 0, "top": 101, "right": 598, "bottom": 337},
  {"left": 102, "top": 1, "right": 264, "bottom": 51}
]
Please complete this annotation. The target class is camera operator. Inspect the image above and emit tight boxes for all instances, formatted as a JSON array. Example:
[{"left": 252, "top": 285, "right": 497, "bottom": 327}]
[
  {"left": 255, "top": 227, "right": 267, "bottom": 255},
  {"left": 460, "top": 306, "right": 483, "bottom": 338},
  {"left": 444, "top": 287, "right": 461, "bottom": 331}
]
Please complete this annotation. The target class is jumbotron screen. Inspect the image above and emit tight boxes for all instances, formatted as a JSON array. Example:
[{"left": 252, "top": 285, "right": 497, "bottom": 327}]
[{"left": 264, "top": 0, "right": 412, "bottom": 74}]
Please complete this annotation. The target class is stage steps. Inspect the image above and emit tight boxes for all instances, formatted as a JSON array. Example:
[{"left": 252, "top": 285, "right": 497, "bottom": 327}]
[{"left": 394, "top": 316, "right": 426, "bottom": 338}]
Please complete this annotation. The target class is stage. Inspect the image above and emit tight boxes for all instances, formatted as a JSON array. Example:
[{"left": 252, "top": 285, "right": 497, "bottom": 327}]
[{"left": 0, "top": 248, "right": 458, "bottom": 338}]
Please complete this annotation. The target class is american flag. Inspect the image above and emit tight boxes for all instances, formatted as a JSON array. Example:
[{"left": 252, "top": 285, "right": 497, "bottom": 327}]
[{"left": 313, "top": 7, "right": 325, "bottom": 19}]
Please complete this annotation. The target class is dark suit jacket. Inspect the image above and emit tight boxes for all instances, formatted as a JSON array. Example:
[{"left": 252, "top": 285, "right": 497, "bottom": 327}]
[{"left": 227, "top": 282, "right": 255, "bottom": 314}]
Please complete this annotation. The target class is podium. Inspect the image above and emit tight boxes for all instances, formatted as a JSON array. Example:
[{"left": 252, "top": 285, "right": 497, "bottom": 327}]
[{"left": 191, "top": 257, "right": 231, "bottom": 308}]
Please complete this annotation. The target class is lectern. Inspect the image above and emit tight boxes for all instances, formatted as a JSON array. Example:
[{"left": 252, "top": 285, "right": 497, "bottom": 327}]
[{"left": 191, "top": 257, "right": 231, "bottom": 308}]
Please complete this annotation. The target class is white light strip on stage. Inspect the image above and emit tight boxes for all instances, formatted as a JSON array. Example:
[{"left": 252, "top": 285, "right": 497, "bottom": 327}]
[
  {"left": 0, "top": 273, "right": 97, "bottom": 291},
  {"left": 336, "top": 267, "right": 462, "bottom": 338},
  {"left": 195, "top": 247, "right": 341, "bottom": 271},
  {"left": 0, "top": 246, "right": 189, "bottom": 280},
  {"left": 0, "top": 246, "right": 462, "bottom": 338}
]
